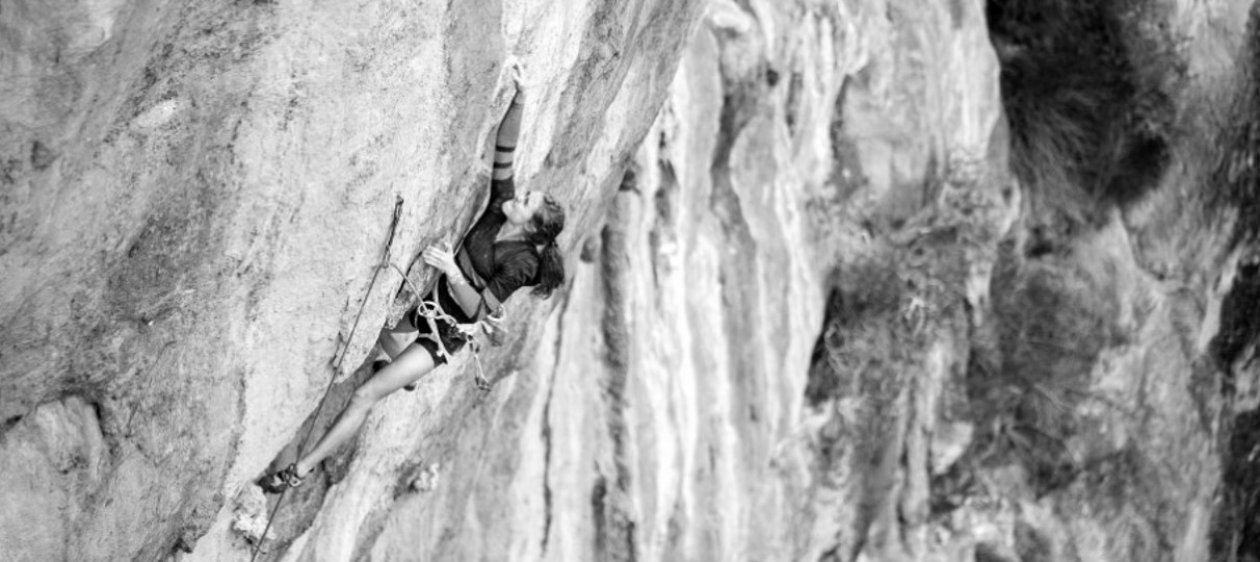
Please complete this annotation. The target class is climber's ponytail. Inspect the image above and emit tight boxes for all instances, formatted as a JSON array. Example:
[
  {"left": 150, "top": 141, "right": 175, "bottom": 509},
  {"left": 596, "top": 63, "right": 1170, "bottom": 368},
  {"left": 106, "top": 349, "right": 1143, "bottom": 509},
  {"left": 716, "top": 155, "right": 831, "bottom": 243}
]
[
  {"left": 527, "top": 195, "right": 566, "bottom": 297},
  {"left": 533, "top": 239, "right": 565, "bottom": 296}
]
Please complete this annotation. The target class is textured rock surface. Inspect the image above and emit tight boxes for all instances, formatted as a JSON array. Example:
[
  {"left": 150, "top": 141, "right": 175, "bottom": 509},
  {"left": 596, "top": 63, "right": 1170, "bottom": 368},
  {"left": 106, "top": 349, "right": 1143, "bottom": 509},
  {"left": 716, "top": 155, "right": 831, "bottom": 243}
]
[
  {"left": 4, "top": 0, "right": 1260, "bottom": 561},
  {"left": 0, "top": 0, "right": 705, "bottom": 559}
]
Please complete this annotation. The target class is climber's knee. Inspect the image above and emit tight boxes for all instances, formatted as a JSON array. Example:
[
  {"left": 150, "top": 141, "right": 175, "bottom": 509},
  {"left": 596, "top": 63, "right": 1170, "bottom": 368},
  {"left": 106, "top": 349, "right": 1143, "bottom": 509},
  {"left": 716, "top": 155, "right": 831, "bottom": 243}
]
[
  {"left": 378, "top": 330, "right": 410, "bottom": 361},
  {"left": 355, "top": 347, "right": 430, "bottom": 404},
  {"left": 349, "top": 384, "right": 384, "bottom": 412}
]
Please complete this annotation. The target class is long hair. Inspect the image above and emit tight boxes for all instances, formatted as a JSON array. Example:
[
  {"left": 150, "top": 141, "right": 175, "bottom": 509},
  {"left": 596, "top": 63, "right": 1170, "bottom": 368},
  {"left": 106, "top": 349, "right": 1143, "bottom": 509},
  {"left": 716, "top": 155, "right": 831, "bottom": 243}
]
[{"left": 526, "top": 195, "right": 566, "bottom": 296}]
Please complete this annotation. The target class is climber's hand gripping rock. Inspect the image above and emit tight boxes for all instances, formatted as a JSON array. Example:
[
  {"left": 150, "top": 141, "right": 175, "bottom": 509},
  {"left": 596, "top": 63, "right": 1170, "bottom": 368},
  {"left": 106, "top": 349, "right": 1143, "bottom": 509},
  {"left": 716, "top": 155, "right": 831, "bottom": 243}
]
[
  {"left": 422, "top": 243, "right": 460, "bottom": 278},
  {"left": 509, "top": 61, "right": 526, "bottom": 103}
]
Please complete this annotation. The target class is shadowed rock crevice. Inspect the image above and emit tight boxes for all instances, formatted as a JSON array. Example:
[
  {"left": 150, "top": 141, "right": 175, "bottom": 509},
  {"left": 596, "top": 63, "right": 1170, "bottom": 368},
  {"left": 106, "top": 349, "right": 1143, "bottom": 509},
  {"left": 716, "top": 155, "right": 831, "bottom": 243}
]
[
  {"left": 649, "top": 155, "right": 679, "bottom": 293},
  {"left": 1208, "top": 12, "right": 1260, "bottom": 560},
  {"left": 538, "top": 283, "right": 577, "bottom": 557},
  {"left": 1214, "top": 408, "right": 1260, "bottom": 561},
  {"left": 1212, "top": 253, "right": 1260, "bottom": 373},
  {"left": 595, "top": 175, "right": 640, "bottom": 562},
  {"left": 803, "top": 256, "right": 922, "bottom": 559}
]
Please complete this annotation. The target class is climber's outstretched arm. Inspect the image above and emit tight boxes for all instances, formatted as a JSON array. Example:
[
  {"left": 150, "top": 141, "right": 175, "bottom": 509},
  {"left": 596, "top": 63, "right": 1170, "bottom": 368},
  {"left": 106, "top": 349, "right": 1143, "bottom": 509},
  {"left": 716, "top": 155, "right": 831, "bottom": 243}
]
[{"left": 492, "top": 88, "right": 523, "bottom": 182}]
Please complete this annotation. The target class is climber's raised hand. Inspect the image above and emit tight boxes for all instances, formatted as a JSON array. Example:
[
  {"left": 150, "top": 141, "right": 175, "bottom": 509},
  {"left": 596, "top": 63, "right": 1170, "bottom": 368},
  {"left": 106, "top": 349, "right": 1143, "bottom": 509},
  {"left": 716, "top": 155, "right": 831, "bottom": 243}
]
[{"left": 508, "top": 60, "right": 526, "bottom": 102}]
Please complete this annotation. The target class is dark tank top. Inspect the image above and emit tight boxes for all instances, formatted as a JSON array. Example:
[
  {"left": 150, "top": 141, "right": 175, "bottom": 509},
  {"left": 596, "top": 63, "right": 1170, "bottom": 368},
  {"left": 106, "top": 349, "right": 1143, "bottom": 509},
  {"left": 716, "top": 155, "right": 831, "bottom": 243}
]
[{"left": 435, "top": 177, "right": 539, "bottom": 322}]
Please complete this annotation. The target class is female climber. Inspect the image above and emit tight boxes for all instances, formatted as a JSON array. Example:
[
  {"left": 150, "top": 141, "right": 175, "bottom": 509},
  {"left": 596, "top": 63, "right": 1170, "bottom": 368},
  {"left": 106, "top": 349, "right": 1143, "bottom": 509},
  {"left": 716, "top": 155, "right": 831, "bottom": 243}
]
[{"left": 259, "top": 72, "right": 565, "bottom": 493}]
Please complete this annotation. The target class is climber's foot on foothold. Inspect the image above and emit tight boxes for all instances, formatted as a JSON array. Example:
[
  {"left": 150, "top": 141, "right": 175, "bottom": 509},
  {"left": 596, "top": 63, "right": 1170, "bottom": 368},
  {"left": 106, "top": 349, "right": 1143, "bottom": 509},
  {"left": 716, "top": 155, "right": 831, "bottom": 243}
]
[{"left": 258, "top": 464, "right": 303, "bottom": 494}]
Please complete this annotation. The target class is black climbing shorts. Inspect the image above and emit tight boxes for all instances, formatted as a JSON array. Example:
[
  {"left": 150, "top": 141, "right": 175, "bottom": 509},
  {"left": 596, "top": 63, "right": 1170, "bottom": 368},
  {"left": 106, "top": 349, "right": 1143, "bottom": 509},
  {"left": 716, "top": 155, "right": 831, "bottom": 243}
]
[
  {"left": 408, "top": 286, "right": 469, "bottom": 366},
  {"left": 409, "top": 306, "right": 467, "bottom": 365}
]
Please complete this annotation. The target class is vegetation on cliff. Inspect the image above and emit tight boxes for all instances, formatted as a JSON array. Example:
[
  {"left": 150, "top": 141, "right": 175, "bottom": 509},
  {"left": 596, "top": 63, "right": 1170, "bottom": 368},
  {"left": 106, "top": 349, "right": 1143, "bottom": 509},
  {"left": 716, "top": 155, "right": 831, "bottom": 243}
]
[{"left": 989, "top": 0, "right": 1180, "bottom": 254}]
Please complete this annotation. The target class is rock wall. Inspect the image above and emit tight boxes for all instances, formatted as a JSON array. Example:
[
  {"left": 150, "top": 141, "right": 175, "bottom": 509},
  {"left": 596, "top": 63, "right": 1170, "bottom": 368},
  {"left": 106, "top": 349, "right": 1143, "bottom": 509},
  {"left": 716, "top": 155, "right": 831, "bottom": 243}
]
[
  {"left": 635, "top": 0, "right": 1256, "bottom": 559},
  {"left": 505, "top": 0, "right": 1013, "bottom": 558},
  {"left": 4, "top": 0, "right": 1260, "bottom": 560},
  {"left": 492, "top": 0, "right": 1260, "bottom": 559},
  {"left": 0, "top": 0, "right": 706, "bottom": 559}
]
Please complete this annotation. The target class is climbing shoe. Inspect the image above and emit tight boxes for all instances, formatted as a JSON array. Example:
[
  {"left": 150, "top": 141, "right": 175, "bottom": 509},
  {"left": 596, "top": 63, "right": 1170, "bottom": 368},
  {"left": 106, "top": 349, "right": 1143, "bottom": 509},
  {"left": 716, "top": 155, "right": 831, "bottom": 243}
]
[{"left": 258, "top": 464, "right": 303, "bottom": 494}]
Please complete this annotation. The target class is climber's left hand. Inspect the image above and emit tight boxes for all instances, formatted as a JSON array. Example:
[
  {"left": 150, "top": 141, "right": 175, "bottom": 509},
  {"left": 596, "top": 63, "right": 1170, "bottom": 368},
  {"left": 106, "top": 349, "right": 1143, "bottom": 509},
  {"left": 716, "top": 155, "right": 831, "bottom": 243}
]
[{"left": 422, "top": 243, "right": 460, "bottom": 277}]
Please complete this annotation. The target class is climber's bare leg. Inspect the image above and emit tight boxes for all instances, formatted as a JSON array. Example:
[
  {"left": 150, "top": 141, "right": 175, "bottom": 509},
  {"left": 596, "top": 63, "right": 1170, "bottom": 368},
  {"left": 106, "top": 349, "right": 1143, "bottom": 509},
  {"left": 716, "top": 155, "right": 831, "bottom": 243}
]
[
  {"left": 378, "top": 315, "right": 417, "bottom": 362},
  {"left": 293, "top": 343, "right": 436, "bottom": 476}
]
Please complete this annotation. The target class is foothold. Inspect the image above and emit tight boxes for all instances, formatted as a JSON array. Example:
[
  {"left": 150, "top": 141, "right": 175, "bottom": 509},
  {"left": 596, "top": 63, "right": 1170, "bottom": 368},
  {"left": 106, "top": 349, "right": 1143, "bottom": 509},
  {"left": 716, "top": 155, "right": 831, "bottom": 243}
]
[
  {"left": 132, "top": 98, "right": 187, "bottom": 130},
  {"left": 410, "top": 462, "right": 441, "bottom": 492},
  {"left": 1, "top": 157, "right": 21, "bottom": 185},
  {"left": 580, "top": 237, "right": 600, "bottom": 263},
  {"left": 230, "top": 485, "right": 272, "bottom": 545},
  {"left": 618, "top": 168, "right": 638, "bottom": 192},
  {"left": 30, "top": 141, "right": 55, "bottom": 171},
  {"left": 930, "top": 421, "right": 974, "bottom": 475}
]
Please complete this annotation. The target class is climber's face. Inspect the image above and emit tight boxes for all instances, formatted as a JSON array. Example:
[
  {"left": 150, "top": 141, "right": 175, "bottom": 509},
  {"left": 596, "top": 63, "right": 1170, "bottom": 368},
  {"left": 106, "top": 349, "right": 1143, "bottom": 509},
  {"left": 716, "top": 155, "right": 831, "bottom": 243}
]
[{"left": 504, "top": 190, "right": 544, "bottom": 227}]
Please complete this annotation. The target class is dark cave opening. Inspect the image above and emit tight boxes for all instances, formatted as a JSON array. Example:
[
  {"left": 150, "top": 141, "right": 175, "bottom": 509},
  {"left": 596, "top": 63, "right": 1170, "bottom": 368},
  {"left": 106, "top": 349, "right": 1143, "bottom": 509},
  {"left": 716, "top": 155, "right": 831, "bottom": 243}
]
[
  {"left": 1213, "top": 408, "right": 1260, "bottom": 562},
  {"left": 987, "top": 0, "right": 1177, "bottom": 253},
  {"left": 1208, "top": 9, "right": 1260, "bottom": 542},
  {"left": 1211, "top": 258, "right": 1260, "bottom": 562},
  {"left": 1211, "top": 260, "right": 1260, "bottom": 373}
]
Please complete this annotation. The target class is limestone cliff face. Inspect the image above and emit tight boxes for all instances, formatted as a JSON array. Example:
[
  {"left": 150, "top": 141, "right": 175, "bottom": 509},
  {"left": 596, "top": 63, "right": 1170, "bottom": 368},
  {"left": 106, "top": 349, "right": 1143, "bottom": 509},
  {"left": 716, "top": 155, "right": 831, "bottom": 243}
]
[
  {"left": 0, "top": 0, "right": 706, "bottom": 559},
  {"left": 643, "top": 0, "right": 1258, "bottom": 560},
  {"left": 518, "top": 0, "right": 1010, "bottom": 559},
  {"left": 4, "top": 0, "right": 1260, "bottom": 561},
  {"left": 618, "top": 0, "right": 1256, "bottom": 560}
]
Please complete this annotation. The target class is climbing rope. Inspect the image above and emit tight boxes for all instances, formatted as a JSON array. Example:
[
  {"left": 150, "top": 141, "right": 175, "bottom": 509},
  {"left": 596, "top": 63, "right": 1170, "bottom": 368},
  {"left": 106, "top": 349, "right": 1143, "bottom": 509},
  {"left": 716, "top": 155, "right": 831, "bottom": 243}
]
[
  {"left": 249, "top": 198, "right": 403, "bottom": 562},
  {"left": 249, "top": 198, "right": 496, "bottom": 560}
]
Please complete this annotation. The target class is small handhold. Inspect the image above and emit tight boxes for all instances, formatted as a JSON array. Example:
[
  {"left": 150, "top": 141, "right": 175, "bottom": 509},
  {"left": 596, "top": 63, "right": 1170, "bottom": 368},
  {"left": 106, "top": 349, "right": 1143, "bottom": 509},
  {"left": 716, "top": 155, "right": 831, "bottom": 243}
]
[
  {"left": 230, "top": 485, "right": 273, "bottom": 544},
  {"left": 765, "top": 68, "right": 780, "bottom": 87},
  {"left": 410, "top": 462, "right": 441, "bottom": 492},
  {"left": 132, "top": 98, "right": 187, "bottom": 130},
  {"left": 30, "top": 141, "right": 55, "bottom": 171}
]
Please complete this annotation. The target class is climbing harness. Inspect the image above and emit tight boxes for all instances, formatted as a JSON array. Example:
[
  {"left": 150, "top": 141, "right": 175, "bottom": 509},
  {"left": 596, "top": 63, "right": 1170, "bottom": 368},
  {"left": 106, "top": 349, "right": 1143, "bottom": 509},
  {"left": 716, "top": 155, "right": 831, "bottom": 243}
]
[{"left": 386, "top": 262, "right": 498, "bottom": 391}]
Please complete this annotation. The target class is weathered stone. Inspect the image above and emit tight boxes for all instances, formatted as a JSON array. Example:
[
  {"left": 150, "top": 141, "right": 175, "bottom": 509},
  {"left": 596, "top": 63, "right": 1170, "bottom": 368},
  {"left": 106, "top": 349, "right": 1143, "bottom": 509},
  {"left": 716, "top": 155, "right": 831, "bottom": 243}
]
[{"left": 3, "top": 0, "right": 1258, "bottom": 560}]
